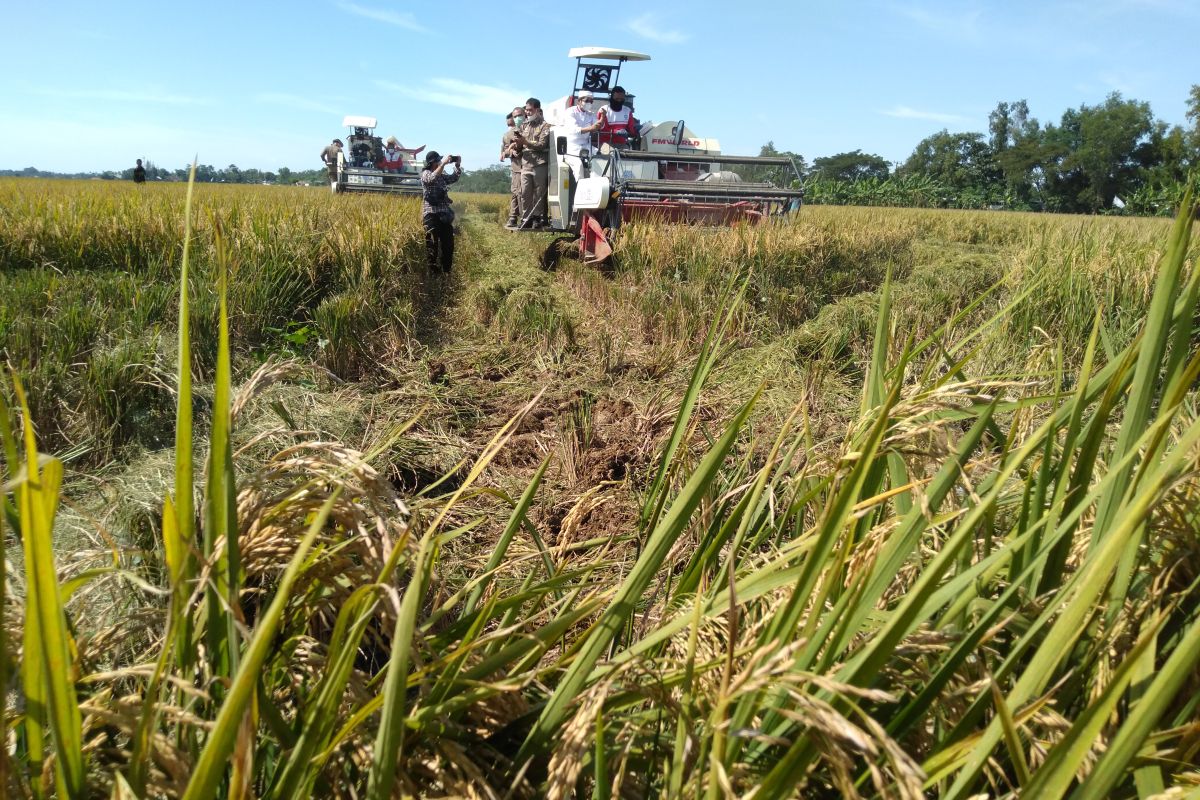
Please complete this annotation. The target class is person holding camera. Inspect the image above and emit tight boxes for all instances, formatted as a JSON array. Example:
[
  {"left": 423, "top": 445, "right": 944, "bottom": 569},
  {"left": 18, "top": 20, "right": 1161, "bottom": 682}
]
[
  {"left": 420, "top": 150, "right": 462, "bottom": 274},
  {"left": 501, "top": 107, "right": 525, "bottom": 228}
]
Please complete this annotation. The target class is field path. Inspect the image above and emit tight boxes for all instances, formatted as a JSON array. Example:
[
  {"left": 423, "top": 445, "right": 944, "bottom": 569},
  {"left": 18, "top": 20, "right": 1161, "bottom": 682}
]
[{"left": 392, "top": 207, "right": 684, "bottom": 548}]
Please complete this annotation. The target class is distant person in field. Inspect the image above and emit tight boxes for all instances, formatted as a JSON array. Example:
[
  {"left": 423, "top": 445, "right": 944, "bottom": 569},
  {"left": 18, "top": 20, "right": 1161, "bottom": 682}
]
[
  {"left": 500, "top": 107, "right": 524, "bottom": 228},
  {"left": 133, "top": 159, "right": 146, "bottom": 183},
  {"left": 513, "top": 97, "right": 551, "bottom": 228},
  {"left": 420, "top": 151, "right": 462, "bottom": 274},
  {"left": 596, "top": 86, "right": 637, "bottom": 149},
  {"left": 320, "top": 138, "right": 343, "bottom": 193}
]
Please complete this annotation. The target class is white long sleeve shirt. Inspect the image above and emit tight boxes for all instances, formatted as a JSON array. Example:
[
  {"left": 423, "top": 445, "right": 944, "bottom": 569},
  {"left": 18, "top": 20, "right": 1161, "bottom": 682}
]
[{"left": 565, "top": 105, "right": 598, "bottom": 155}]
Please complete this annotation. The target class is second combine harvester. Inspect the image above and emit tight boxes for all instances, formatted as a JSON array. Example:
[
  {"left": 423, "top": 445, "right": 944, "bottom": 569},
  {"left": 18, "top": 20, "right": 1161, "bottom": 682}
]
[{"left": 542, "top": 47, "right": 804, "bottom": 264}]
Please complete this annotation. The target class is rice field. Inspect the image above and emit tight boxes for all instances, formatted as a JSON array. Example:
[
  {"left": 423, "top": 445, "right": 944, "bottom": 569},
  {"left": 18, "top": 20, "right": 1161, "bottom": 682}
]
[
  {"left": 2, "top": 175, "right": 1199, "bottom": 799},
  {"left": 0, "top": 180, "right": 427, "bottom": 460}
]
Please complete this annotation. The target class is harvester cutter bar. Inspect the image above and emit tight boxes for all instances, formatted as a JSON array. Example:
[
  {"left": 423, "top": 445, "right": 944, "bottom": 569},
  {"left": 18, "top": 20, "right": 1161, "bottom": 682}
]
[
  {"left": 620, "top": 180, "right": 803, "bottom": 201},
  {"left": 341, "top": 185, "right": 422, "bottom": 195},
  {"left": 616, "top": 151, "right": 797, "bottom": 168}
]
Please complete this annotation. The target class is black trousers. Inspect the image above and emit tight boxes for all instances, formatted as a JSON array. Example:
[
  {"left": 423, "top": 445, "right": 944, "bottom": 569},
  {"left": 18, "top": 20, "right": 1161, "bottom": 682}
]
[{"left": 423, "top": 215, "right": 454, "bottom": 273}]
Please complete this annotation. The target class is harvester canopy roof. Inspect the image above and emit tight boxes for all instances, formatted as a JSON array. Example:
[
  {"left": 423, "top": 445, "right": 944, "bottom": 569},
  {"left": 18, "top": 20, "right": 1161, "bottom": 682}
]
[
  {"left": 342, "top": 115, "right": 377, "bottom": 129},
  {"left": 567, "top": 47, "right": 651, "bottom": 62}
]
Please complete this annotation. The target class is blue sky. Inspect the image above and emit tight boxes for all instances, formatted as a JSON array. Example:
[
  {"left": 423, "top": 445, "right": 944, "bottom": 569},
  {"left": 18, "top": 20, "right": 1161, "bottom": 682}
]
[{"left": 1, "top": 0, "right": 1195, "bottom": 174}]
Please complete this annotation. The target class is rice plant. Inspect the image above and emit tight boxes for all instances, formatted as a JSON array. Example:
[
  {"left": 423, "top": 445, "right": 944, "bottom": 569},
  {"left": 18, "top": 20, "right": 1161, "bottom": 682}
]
[
  {"left": 0, "top": 178, "right": 427, "bottom": 460},
  {"left": 2, "top": 174, "right": 1198, "bottom": 799}
]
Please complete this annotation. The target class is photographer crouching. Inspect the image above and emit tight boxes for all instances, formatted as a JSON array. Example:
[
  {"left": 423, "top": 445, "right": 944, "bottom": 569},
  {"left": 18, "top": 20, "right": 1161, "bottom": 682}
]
[{"left": 420, "top": 151, "right": 462, "bottom": 274}]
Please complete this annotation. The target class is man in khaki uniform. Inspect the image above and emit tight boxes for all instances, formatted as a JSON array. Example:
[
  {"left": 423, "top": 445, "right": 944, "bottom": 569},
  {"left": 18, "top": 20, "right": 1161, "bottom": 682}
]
[
  {"left": 513, "top": 97, "right": 552, "bottom": 229},
  {"left": 500, "top": 106, "right": 525, "bottom": 228},
  {"left": 320, "top": 139, "right": 343, "bottom": 194}
]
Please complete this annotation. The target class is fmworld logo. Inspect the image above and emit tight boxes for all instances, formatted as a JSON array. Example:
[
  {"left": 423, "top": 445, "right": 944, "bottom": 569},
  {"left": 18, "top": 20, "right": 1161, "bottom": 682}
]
[{"left": 651, "top": 138, "right": 703, "bottom": 147}]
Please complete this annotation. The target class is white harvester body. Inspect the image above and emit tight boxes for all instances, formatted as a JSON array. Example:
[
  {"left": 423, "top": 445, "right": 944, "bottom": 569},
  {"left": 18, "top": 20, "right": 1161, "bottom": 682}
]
[{"left": 334, "top": 115, "right": 425, "bottom": 195}]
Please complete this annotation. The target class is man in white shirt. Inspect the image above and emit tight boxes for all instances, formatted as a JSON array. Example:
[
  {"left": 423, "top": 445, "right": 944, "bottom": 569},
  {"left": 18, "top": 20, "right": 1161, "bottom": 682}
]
[{"left": 564, "top": 90, "right": 599, "bottom": 180}]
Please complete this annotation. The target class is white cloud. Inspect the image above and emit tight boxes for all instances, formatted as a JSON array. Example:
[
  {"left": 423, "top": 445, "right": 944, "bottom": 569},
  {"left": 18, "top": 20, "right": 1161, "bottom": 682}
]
[
  {"left": 21, "top": 85, "right": 210, "bottom": 106},
  {"left": 1120, "top": 0, "right": 1198, "bottom": 14},
  {"left": 256, "top": 92, "right": 341, "bottom": 115},
  {"left": 627, "top": 13, "right": 689, "bottom": 44},
  {"left": 881, "top": 105, "right": 968, "bottom": 124},
  {"left": 376, "top": 78, "right": 528, "bottom": 115},
  {"left": 1098, "top": 72, "right": 1135, "bottom": 95},
  {"left": 0, "top": 114, "right": 316, "bottom": 173},
  {"left": 69, "top": 28, "right": 114, "bottom": 41},
  {"left": 335, "top": 2, "right": 429, "bottom": 33},
  {"left": 1096, "top": 69, "right": 1157, "bottom": 97},
  {"left": 891, "top": 3, "right": 983, "bottom": 42}
]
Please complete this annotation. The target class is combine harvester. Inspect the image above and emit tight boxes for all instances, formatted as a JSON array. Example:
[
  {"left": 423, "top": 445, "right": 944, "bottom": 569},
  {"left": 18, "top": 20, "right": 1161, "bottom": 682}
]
[
  {"left": 543, "top": 47, "right": 804, "bottom": 264},
  {"left": 336, "top": 115, "right": 424, "bottom": 195}
]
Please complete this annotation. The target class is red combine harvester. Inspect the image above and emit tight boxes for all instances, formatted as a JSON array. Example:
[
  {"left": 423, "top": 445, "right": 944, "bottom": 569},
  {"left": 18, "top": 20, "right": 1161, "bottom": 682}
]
[{"left": 542, "top": 47, "right": 804, "bottom": 264}]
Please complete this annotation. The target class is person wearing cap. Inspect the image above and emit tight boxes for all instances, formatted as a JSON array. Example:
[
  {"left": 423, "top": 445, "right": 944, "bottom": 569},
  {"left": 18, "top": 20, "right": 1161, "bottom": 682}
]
[
  {"left": 564, "top": 91, "right": 599, "bottom": 180},
  {"left": 378, "top": 136, "right": 404, "bottom": 172},
  {"left": 320, "top": 138, "right": 344, "bottom": 193},
  {"left": 500, "top": 107, "right": 524, "bottom": 228},
  {"left": 420, "top": 150, "right": 462, "bottom": 274}
]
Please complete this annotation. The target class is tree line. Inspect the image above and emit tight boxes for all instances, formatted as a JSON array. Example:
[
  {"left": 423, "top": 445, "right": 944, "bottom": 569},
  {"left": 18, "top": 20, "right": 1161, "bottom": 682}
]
[
  {"left": 6, "top": 86, "right": 1196, "bottom": 214},
  {"left": 0, "top": 161, "right": 518, "bottom": 191},
  {"left": 0, "top": 162, "right": 332, "bottom": 186},
  {"left": 778, "top": 87, "right": 1200, "bottom": 215}
]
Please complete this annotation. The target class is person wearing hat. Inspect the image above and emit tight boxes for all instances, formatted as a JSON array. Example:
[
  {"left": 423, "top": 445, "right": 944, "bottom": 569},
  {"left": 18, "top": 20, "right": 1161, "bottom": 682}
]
[
  {"left": 564, "top": 90, "right": 599, "bottom": 180},
  {"left": 320, "top": 138, "right": 344, "bottom": 193},
  {"left": 378, "top": 136, "right": 404, "bottom": 173},
  {"left": 420, "top": 150, "right": 462, "bottom": 274}
]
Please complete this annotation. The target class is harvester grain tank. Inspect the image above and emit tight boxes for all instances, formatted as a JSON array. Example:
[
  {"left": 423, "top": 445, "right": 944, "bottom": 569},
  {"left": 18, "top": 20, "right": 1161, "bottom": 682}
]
[
  {"left": 542, "top": 47, "right": 803, "bottom": 263},
  {"left": 336, "top": 115, "right": 425, "bottom": 195}
]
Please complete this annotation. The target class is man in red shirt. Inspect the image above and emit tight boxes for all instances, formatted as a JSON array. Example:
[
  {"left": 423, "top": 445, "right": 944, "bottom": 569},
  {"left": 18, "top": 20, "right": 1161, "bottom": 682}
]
[
  {"left": 595, "top": 86, "right": 637, "bottom": 149},
  {"left": 378, "top": 136, "right": 404, "bottom": 172}
]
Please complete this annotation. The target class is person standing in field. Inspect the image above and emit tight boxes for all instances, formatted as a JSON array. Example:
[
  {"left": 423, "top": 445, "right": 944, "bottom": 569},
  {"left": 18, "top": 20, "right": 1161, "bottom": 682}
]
[
  {"left": 420, "top": 151, "right": 462, "bottom": 274},
  {"left": 501, "top": 107, "right": 525, "bottom": 229},
  {"left": 133, "top": 159, "right": 146, "bottom": 183},
  {"left": 513, "top": 97, "right": 551, "bottom": 229},
  {"left": 320, "top": 138, "right": 343, "bottom": 193}
]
